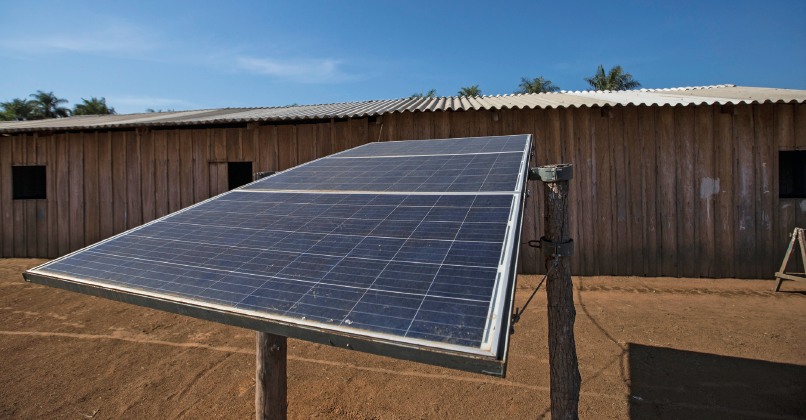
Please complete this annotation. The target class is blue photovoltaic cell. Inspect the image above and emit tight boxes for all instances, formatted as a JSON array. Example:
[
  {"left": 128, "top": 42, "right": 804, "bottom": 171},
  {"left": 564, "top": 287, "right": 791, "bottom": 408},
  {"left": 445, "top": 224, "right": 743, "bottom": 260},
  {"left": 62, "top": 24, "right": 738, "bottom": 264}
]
[{"left": 29, "top": 134, "right": 530, "bottom": 355}]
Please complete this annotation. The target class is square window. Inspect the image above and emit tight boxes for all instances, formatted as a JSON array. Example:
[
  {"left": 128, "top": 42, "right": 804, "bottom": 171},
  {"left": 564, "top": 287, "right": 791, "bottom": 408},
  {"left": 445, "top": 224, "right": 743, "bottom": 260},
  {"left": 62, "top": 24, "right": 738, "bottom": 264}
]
[
  {"left": 12, "top": 166, "right": 47, "bottom": 200},
  {"left": 227, "top": 162, "right": 253, "bottom": 190},
  {"left": 779, "top": 151, "right": 806, "bottom": 198}
]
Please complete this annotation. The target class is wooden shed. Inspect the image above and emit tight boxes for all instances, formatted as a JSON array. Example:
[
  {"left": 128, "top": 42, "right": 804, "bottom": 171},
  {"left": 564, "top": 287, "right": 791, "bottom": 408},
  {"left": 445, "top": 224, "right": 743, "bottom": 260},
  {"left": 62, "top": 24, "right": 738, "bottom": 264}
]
[{"left": 2, "top": 85, "right": 805, "bottom": 278}]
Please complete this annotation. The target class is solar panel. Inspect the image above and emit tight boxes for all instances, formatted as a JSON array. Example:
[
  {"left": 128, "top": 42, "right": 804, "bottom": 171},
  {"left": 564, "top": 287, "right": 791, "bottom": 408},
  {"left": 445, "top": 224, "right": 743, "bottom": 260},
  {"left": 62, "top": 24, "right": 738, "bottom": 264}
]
[{"left": 24, "top": 134, "right": 532, "bottom": 376}]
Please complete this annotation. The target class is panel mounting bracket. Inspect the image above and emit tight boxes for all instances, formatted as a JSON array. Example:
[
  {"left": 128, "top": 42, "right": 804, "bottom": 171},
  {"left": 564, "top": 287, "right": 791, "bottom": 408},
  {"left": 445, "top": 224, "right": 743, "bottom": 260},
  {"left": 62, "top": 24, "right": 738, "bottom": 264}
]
[
  {"left": 540, "top": 237, "right": 574, "bottom": 257},
  {"left": 253, "top": 171, "right": 276, "bottom": 181},
  {"left": 528, "top": 164, "right": 573, "bottom": 183}
]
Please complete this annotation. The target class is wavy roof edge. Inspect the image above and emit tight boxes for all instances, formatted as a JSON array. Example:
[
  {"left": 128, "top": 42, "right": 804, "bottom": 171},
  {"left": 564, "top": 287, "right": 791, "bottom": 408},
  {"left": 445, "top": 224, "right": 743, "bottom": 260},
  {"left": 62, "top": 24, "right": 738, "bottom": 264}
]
[{"left": 2, "top": 85, "right": 805, "bottom": 133}]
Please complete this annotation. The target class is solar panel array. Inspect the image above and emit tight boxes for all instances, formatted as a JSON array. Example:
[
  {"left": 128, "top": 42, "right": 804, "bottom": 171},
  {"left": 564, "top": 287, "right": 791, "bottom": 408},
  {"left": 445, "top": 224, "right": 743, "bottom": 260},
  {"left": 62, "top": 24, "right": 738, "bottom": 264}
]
[{"left": 26, "top": 134, "right": 531, "bottom": 362}]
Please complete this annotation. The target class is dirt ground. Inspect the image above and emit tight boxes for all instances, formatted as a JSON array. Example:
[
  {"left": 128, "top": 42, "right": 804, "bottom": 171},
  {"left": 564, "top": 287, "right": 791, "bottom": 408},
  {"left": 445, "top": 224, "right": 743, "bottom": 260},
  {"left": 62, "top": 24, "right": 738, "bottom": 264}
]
[{"left": 0, "top": 258, "right": 804, "bottom": 420}]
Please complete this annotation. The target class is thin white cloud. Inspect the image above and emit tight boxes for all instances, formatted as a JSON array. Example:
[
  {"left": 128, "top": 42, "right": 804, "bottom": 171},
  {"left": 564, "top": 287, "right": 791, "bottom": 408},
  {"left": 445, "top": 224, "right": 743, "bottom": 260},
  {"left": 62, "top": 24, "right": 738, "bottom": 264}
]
[
  {"left": 2, "top": 20, "right": 157, "bottom": 56},
  {"left": 0, "top": 16, "right": 365, "bottom": 86},
  {"left": 236, "top": 56, "right": 358, "bottom": 84}
]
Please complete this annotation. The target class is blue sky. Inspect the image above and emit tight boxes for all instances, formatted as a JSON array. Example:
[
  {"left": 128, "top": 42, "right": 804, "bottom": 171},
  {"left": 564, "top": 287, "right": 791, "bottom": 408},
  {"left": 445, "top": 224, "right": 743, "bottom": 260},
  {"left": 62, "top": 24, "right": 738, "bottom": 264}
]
[{"left": 1, "top": 0, "right": 804, "bottom": 114}]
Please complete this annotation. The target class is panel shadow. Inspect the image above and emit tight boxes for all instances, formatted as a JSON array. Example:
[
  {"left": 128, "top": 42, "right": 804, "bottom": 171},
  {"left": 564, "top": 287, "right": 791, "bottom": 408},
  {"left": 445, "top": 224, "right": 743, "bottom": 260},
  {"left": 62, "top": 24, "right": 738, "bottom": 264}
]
[{"left": 628, "top": 343, "right": 806, "bottom": 420}]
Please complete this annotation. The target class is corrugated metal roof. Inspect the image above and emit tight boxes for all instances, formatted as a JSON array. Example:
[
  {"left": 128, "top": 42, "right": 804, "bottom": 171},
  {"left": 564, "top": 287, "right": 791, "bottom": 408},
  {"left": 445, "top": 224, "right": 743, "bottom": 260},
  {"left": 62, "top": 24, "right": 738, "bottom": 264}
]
[{"left": 1, "top": 85, "right": 804, "bottom": 133}]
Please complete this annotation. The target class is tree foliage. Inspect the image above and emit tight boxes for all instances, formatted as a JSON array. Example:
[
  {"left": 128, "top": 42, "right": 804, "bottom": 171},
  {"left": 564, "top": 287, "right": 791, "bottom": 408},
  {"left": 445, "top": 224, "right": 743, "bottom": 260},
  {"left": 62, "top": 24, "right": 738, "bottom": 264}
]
[
  {"left": 515, "top": 76, "right": 560, "bottom": 94},
  {"left": 72, "top": 97, "right": 116, "bottom": 116},
  {"left": 410, "top": 89, "right": 437, "bottom": 99},
  {"left": 584, "top": 65, "right": 641, "bottom": 91},
  {"left": 457, "top": 85, "right": 481, "bottom": 97},
  {"left": 0, "top": 98, "right": 37, "bottom": 121},
  {"left": 29, "top": 90, "right": 71, "bottom": 118}
]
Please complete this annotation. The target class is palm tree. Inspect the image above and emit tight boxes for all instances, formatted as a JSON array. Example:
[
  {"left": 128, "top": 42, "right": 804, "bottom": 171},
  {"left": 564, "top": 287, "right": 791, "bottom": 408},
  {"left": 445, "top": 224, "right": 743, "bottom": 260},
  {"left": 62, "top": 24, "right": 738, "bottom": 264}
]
[
  {"left": 72, "top": 97, "right": 116, "bottom": 115},
  {"left": 515, "top": 76, "right": 560, "bottom": 94},
  {"left": 0, "top": 98, "right": 37, "bottom": 121},
  {"left": 29, "top": 90, "right": 70, "bottom": 119},
  {"left": 457, "top": 85, "right": 482, "bottom": 97},
  {"left": 410, "top": 89, "right": 437, "bottom": 99},
  {"left": 584, "top": 65, "right": 641, "bottom": 91}
]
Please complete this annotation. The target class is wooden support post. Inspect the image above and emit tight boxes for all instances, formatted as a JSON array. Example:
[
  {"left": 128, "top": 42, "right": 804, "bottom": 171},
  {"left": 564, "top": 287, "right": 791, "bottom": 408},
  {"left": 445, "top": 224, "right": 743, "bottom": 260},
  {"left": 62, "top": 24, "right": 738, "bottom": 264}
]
[
  {"left": 540, "top": 164, "right": 581, "bottom": 420},
  {"left": 256, "top": 331, "right": 287, "bottom": 420}
]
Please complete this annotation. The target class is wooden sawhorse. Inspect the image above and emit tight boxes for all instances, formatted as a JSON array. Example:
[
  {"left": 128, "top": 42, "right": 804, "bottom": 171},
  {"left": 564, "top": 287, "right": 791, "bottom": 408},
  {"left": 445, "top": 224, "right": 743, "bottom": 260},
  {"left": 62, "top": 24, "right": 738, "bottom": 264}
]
[{"left": 774, "top": 228, "right": 806, "bottom": 292}]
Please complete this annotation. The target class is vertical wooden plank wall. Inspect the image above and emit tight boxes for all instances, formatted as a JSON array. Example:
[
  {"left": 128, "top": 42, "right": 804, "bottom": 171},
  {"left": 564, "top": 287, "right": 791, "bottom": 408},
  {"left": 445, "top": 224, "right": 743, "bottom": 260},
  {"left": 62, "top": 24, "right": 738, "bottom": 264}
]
[
  {"left": 97, "top": 133, "right": 113, "bottom": 243},
  {"left": 610, "top": 106, "right": 630, "bottom": 276},
  {"left": 0, "top": 106, "right": 801, "bottom": 279},
  {"left": 84, "top": 132, "right": 99, "bottom": 246},
  {"left": 68, "top": 133, "right": 84, "bottom": 252}
]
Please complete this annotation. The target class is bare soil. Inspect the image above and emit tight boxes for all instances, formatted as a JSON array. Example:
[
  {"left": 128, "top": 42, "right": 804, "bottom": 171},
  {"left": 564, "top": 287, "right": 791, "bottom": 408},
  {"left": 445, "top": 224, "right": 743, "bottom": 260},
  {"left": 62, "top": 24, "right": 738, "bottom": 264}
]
[{"left": 0, "top": 258, "right": 804, "bottom": 420}]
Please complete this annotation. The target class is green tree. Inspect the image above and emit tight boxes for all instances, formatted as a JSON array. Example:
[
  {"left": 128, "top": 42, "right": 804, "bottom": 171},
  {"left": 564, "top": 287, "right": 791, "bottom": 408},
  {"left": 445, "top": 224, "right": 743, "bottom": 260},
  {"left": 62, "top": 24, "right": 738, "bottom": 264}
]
[
  {"left": 0, "top": 98, "right": 37, "bottom": 121},
  {"left": 410, "top": 89, "right": 437, "bottom": 99},
  {"left": 515, "top": 76, "right": 560, "bottom": 94},
  {"left": 584, "top": 65, "right": 641, "bottom": 91},
  {"left": 29, "top": 90, "right": 70, "bottom": 119},
  {"left": 457, "top": 85, "right": 481, "bottom": 97},
  {"left": 72, "top": 97, "right": 116, "bottom": 116}
]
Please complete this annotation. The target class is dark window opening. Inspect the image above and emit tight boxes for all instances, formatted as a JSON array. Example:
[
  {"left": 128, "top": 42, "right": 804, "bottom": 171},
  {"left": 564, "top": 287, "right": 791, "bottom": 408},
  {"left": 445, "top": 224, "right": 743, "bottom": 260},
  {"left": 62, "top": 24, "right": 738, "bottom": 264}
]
[
  {"left": 228, "top": 162, "right": 253, "bottom": 190},
  {"left": 780, "top": 151, "right": 806, "bottom": 198},
  {"left": 12, "top": 166, "right": 47, "bottom": 200}
]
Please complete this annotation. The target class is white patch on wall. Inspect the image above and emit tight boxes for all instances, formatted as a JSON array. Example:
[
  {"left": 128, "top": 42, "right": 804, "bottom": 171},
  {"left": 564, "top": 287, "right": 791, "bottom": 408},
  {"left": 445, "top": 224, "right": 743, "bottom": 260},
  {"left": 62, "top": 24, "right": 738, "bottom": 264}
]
[
  {"left": 700, "top": 177, "right": 721, "bottom": 219},
  {"left": 799, "top": 200, "right": 806, "bottom": 213}
]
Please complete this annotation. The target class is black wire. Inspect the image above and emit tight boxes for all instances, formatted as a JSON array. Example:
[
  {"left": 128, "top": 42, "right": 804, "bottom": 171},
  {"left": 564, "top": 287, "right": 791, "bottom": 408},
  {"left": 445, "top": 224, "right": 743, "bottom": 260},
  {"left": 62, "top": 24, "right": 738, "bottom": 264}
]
[{"left": 512, "top": 262, "right": 556, "bottom": 325}]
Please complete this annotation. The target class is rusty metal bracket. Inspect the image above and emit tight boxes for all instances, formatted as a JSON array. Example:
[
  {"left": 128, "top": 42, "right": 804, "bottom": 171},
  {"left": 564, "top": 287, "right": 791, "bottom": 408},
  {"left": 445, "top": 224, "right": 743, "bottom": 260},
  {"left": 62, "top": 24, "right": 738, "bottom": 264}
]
[
  {"left": 540, "top": 237, "right": 574, "bottom": 257},
  {"left": 528, "top": 164, "right": 573, "bottom": 183},
  {"left": 253, "top": 171, "right": 276, "bottom": 181}
]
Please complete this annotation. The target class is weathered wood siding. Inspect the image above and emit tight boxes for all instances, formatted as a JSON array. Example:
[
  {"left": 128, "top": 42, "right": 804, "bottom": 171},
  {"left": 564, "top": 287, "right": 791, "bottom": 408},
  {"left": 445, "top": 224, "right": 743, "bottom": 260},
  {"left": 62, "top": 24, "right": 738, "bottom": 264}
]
[{"left": 1, "top": 103, "right": 803, "bottom": 278}]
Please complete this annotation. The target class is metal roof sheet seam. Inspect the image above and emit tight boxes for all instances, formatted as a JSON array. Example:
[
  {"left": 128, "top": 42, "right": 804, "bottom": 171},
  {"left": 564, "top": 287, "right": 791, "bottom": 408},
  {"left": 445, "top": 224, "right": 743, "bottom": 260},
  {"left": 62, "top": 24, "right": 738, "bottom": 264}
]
[{"left": 1, "top": 85, "right": 804, "bottom": 133}]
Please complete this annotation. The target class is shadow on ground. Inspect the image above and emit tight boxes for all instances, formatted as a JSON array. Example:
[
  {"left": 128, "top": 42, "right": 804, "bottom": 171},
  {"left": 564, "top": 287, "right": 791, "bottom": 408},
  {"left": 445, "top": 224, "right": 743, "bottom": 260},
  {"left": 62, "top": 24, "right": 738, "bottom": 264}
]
[{"left": 629, "top": 343, "right": 806, "bottom": 419}]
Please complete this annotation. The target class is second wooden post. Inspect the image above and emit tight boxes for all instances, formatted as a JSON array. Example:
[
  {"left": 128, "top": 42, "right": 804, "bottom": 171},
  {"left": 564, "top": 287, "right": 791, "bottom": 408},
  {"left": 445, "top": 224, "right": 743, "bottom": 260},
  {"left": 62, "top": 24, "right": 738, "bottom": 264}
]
[{"left": 536, "top": 164, "right": 581, "bottom": 420}]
